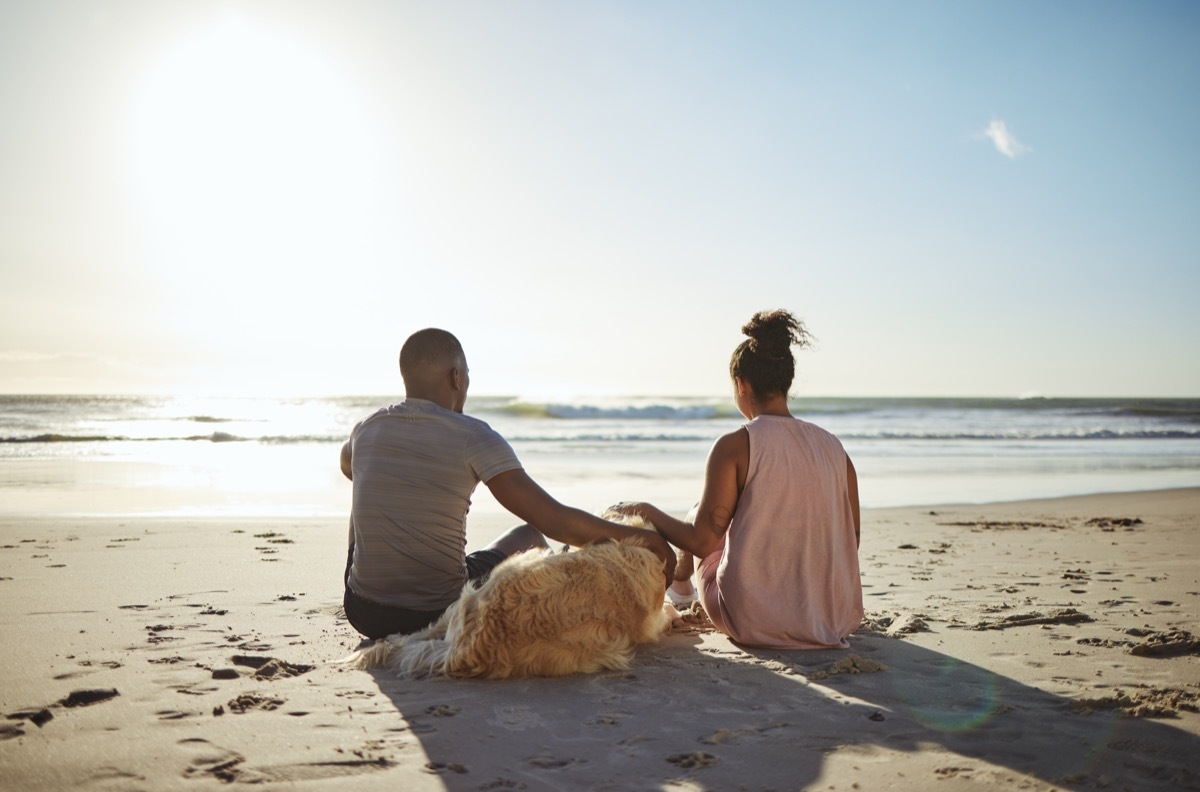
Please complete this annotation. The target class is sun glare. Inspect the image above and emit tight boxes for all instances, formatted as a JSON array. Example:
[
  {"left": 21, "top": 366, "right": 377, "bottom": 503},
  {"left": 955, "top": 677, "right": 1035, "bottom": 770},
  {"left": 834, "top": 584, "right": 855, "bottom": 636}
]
[{"left": 126, "top": 14, "right": 388, "bottom": 346}]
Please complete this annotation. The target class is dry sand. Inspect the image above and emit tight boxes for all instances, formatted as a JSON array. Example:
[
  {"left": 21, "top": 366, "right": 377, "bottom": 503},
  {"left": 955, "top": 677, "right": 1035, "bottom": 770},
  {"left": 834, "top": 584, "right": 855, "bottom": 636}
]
[{"left": 1, "top": 488, "right": 1198, "bottom": 790}]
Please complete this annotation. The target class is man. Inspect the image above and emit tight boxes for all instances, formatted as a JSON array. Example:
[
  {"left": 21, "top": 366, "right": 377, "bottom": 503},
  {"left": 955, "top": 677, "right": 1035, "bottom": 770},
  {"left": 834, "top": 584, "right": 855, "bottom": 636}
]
[{"left": 340, "top": 328, "right": 675, "bottom": 640}]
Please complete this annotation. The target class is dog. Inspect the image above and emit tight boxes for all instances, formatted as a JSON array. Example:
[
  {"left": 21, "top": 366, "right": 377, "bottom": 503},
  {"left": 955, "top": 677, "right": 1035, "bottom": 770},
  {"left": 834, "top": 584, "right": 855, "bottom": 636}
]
[{"left": 350, "top": 518, "right": 676, "bottom": 679}]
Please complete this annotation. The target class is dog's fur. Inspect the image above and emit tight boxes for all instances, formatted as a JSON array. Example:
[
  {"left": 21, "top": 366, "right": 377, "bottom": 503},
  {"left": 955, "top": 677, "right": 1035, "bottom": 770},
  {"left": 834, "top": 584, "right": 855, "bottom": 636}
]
[{"left": 350, "top": 525, "right": 674, "bottom": 679}]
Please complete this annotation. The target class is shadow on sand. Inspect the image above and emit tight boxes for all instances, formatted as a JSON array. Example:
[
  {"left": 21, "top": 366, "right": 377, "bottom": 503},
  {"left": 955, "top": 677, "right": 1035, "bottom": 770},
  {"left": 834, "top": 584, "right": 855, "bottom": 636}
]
[{"left": 360, "top": 627, "right": 1199, "bottom": 791}]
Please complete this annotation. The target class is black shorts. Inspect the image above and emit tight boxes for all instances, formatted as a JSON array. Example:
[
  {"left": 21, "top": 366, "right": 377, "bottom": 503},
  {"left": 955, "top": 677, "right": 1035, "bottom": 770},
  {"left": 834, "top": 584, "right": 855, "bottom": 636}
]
[{"left": 343, "top": 548, "right": 509, "bottom": 640}]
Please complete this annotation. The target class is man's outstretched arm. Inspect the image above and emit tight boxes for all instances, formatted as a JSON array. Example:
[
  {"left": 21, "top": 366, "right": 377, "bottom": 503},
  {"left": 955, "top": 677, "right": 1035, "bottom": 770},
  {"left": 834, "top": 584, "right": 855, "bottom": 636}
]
[{"left": 485, "top": 468, "right": 676, "bottom": 587}]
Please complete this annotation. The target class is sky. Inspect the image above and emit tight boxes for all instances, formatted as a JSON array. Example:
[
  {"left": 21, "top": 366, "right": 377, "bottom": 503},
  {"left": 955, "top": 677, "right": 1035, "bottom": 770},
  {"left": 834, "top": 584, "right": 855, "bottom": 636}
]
[{"left": 1, "top": 1, "right": 1197, "bottom": 398}]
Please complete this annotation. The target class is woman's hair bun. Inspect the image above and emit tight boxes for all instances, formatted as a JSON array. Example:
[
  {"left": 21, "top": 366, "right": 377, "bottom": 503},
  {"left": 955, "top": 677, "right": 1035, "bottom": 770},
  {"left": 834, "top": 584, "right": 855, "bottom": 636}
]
[{"left": 741, "top": 310, "right": 811, "bottom": 359}]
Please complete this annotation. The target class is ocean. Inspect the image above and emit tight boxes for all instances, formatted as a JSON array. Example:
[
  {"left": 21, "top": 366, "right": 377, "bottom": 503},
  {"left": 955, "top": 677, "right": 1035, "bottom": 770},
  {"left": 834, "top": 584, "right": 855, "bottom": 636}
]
[{"left": 2, "top": 395, "right": 1198, "bottom": 519}]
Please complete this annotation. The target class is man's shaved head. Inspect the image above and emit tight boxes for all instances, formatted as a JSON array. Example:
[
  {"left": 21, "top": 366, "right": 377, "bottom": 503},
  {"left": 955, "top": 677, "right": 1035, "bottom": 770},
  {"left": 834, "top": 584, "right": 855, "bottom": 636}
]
[{"left": 399, "top": 329, "right": 467, "bottom": 400}]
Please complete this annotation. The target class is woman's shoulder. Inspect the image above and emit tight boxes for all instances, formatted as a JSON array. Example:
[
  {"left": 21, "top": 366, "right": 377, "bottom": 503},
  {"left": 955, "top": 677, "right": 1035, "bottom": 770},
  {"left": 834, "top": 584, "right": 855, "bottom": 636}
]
[
  {"left": 712, "top": 425, "right": 750, "bottom": 457},
  {"left": 789, "top": 417, "right": 847, "bottom": 453}
]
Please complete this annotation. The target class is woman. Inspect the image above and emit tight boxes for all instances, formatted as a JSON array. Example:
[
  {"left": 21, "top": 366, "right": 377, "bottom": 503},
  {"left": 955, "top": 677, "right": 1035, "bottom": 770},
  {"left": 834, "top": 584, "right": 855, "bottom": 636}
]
[{"left": 613, "top": 310, "right": 862, "bottom": 649}]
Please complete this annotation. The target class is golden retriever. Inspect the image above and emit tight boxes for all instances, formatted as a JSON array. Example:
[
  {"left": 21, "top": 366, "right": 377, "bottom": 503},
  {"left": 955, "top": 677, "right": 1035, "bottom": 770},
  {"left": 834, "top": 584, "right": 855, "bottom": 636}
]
[{"left": 350, "top": 525, "right": 675, "bottom": 679}]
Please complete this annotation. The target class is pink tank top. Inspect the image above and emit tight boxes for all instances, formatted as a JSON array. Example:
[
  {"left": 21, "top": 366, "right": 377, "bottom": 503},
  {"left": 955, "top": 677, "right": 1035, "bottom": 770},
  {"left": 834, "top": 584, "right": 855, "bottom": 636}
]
[{"left": 699, "top": 415, "right": 863, "bottom": 649}]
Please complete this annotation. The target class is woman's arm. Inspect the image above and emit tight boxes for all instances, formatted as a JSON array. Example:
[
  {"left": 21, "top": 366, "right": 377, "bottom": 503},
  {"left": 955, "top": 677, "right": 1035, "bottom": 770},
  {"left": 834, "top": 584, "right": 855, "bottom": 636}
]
[
  {"left": 614, "top": 428, "right": 748, "bottom": 560},
  {"left": 847, "top": 456, "right": 861, "bottom": 548}
]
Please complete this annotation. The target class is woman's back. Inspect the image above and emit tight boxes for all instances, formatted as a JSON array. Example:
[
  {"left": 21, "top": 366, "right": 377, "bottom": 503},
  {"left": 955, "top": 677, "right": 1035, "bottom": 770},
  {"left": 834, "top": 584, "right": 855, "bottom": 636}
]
[{"left": 704, "top": 415, "right": 863, "bottom": 648}]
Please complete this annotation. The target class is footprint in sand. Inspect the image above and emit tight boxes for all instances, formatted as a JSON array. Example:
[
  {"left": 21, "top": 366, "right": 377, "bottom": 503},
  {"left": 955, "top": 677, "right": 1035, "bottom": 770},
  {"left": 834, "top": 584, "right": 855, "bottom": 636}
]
[
  {"left": 180, "top": 738, "right": 248, "bottom": 782},
  {"left": 3, "top": 689, "right": 118, "bottom": 736},
  {"left": 147, "top": 655, "right": 190, "bottom": 665},
  {"left": 425, "top": 704, "right": 460, "bottom": 717},
  {"left": 252, "top": 532, "right": 293, "bottom": 562},
  {"left": 230, "top": 655, "right": 314, "bottom": 680},
  {"left": 1128, "top": 629, "right": 1200, "bottom": 657},
  {"left": 54, "top": 659, "right": 123, "bottom": 680},
  {"left": 491, "top": 705, "right": 548, "bottom": 731},
  {"left": 87, "top": 768, "right": 144, "bottom": 785},
  {"left": 179, "top": 737, "right": 393, "bottom": 783},
  {"left": 226, "top": 693, "right": 285, "bottom": 714},
  {"left": 699, "top": 724, "right": 788, "bottom": 745},
  {"left": 526, "top": 756, "right": 577, "bottom": 769},
  {"left": 666, "top": 751, "right": 719, "bottom": 769},
  {"left": 6, "top": 708, "right": 53, "bottom": 729},
  {"left": 60, "top": 688, "right": 120, "bottom": 707},
  {"left": 1, "top": 723, "right": 26, "bottom": 740},
  {"left": 968, "top": 608, "right": 1093, "bottom": 631},
  {"left": 1068, "top": 685, "right": 1200, "bottom": 718},
  {"left": 807, "top": 654, "right": 888, "bottom": 680},
  {"left": 175, "top": 684, "right": 220, "bottom": 697},
  {"left": 145, "top": 624, "right": 180, "bottom": 645},
  {"left": 1085, "top": 517, "right": 1143, "bottom": 531}
]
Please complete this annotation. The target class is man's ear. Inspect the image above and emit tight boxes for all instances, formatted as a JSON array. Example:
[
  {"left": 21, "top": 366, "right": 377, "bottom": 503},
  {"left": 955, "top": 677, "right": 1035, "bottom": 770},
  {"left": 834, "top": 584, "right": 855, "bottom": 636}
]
[{"left": 450, "top": 366, "right": 465, "bottom": 391}]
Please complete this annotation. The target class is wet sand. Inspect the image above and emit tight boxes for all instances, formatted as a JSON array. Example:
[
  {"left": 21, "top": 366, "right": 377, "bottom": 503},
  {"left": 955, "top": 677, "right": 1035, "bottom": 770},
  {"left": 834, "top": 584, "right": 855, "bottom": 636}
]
[{"left": 1, "top": 488, "right": 1198, "bottom": 790}]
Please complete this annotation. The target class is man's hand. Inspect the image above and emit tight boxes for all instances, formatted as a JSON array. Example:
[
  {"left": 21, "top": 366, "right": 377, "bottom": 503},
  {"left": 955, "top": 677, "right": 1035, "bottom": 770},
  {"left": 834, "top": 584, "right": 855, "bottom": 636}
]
[
  {"left": 486, "top": 471, "right": 675, "bottom": 589},
  {"left": 630, "top": 528, "right": 676, "bottom": 590},
  {"left": 600, "top": 503, "right": 677, "bottom": 587}
]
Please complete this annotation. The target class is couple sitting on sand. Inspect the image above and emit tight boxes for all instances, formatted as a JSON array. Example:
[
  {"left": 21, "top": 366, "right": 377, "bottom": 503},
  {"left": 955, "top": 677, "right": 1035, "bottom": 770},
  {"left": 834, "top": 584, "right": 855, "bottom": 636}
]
[{"left": 339, "top": 310, "right": 863, "bottom": 650}]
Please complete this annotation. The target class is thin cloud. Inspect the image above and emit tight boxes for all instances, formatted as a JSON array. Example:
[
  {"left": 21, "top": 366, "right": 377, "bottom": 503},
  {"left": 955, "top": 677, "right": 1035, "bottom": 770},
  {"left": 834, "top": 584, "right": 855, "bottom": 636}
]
[
  {"left": 979, "top": 119, "right": 1030, "bottom": 160},
  {"left": 0, "top": 350, "right": 61, "bottom": 363}
]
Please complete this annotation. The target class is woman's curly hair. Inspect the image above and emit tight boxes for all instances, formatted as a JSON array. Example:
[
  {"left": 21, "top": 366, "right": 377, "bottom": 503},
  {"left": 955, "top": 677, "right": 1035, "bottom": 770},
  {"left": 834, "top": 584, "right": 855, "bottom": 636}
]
[{"left": 729, "top": 310, "right": 813, "bottom": 398}]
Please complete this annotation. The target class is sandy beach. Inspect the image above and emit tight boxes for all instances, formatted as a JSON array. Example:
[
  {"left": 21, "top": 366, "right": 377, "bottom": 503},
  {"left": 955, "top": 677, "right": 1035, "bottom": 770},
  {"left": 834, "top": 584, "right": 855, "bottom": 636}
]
[{"left": 1, "top": 488, "right": 1198, "bottom": 791}]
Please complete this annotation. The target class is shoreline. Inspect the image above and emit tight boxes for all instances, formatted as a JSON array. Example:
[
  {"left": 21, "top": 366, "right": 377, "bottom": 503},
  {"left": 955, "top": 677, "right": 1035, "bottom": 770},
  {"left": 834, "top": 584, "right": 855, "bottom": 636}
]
[{"left": 1, "top": 487, "right": 1198, "bottom": 789}]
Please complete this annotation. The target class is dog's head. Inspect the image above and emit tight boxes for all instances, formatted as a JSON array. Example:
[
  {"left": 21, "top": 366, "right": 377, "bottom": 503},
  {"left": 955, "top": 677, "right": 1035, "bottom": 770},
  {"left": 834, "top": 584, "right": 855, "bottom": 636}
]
[{"left": 599, "top": 508, "right": 655, "bottom": 532}]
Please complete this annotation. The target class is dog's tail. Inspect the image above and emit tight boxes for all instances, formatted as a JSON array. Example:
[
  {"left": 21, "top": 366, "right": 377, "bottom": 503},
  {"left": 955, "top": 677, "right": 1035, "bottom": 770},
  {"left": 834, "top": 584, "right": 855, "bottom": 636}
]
[
  {"left": 341, "top": 633, "right": 451, "bottom": 678},
  {"left": 339, "top": 636, "right": 400, "bottom": 669},
  {"left": 388, "top": 638, "right": 452, "bottom": 678}
]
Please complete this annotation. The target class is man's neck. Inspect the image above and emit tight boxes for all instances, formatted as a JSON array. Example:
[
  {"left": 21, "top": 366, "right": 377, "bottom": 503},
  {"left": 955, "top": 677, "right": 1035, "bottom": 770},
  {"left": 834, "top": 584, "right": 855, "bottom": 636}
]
[{"left": 404, "top": 390, "right": 459, "bottom": 413}]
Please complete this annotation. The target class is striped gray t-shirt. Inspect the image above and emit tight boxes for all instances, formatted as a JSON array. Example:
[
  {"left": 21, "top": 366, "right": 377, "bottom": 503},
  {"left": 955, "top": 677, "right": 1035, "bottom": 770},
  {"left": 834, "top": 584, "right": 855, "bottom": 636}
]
[{"left": 346, "top": 398, "right": 522, "bottom": 610}]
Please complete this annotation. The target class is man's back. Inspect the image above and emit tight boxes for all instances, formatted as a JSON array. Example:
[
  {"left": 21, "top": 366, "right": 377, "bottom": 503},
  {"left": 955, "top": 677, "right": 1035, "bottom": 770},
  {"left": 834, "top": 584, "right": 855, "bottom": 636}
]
[{"left": 347, "top": 398, "right": 521, "bottom": 610}]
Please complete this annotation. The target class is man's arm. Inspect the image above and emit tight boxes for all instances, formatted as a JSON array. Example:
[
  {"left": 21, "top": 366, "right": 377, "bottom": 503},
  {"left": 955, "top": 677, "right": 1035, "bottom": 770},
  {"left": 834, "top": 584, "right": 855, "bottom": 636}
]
[
  {"left": 485, "top": 468, "right": 676, "bottom": 587},
  {"left": 340, "top": 440, "right": 353, "bottom": 481}
]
